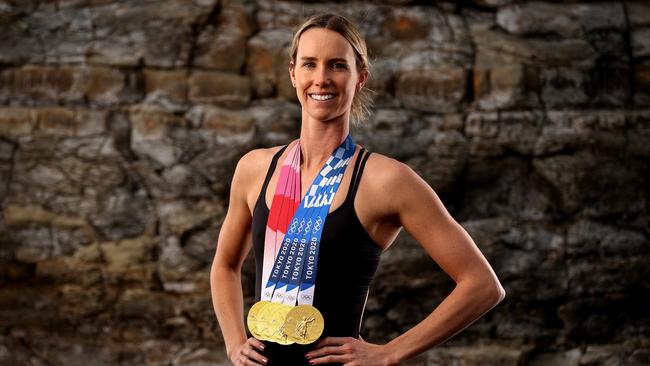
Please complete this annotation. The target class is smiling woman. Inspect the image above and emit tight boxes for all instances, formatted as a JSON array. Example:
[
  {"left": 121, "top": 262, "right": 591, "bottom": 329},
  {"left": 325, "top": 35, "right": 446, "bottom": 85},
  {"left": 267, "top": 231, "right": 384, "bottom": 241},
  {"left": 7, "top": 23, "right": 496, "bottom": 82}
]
[
  {"left": 210, "top": 13, "right": 505, "bottom": 366},
  {"left": 290, "top": 26, "right": 366, "bottom": 128},
  {"left": 288, "top": 14, "right": 373, "bottom": 126}
]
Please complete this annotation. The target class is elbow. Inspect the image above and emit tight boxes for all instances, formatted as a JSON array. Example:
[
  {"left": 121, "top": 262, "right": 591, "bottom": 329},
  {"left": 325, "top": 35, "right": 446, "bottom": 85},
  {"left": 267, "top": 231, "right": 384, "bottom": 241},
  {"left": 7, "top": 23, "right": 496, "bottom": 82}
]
[
  {"left": 495, "top": 283, "right": 506, "bottom": 304},
  {"left": 472, "top": 277, "right": 505, "bottom": 307},
  {"left": 490, "top": 280, "right": 506, "bottom": 306}
]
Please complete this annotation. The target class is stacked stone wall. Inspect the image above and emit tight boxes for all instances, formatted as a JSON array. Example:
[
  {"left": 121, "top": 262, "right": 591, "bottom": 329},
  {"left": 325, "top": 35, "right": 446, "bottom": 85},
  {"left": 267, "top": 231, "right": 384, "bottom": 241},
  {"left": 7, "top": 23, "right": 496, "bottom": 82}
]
[{"left": 0, "top": 1, "right": 648, "bottom": 365}]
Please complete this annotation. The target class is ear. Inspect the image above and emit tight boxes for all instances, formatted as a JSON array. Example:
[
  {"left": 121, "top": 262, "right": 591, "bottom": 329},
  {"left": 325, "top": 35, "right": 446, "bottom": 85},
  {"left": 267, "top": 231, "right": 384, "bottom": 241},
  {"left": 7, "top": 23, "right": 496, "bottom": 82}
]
[
  {"left": 289, "top": 61, "right": 296, "bottom": 87},
  {"left": 357, "top": 68, "right": 369, "bottom": 91}
]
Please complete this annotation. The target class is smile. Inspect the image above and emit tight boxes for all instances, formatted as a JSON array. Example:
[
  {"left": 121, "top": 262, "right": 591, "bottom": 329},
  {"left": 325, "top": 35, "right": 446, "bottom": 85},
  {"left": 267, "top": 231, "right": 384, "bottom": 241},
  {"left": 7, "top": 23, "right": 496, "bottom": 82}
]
[{"left": 309, "top": 93, "right": 336, "bottom": 101}]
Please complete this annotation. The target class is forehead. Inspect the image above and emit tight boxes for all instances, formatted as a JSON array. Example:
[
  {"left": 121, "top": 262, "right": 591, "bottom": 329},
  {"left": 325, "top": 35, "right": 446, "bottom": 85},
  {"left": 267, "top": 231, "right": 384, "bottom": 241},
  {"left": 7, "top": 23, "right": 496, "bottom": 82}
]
[{"left": 296, "top": 27, "right": 355, "bottom": 61}]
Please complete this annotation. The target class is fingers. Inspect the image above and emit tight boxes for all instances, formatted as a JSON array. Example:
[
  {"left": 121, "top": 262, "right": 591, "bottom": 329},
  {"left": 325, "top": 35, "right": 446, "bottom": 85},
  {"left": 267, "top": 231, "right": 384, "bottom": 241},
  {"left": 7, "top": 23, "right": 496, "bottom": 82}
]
[
  {"left": 308, "top": 345, "right": 347, "bottom": 358},
  {"left": 314, "top": 336, "right": 351, "bottom": 348},
  {"left": 307, "top": 337, "right": 358, "bottom": 365},
  {"left": 233, "top": 338, "right": 267, "bottom": 366},
  {"left": 247, "top": 337, "right": 266, "bottom": 353},
  {"left": 308, "top": 354, "right": 348, "bottom": 365}
]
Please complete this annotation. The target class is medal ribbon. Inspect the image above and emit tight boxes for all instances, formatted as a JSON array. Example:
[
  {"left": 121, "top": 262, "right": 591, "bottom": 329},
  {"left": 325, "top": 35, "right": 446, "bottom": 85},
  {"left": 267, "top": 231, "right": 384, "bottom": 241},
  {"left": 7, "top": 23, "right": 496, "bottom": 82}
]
[
  {"left": 260, "top": 143, "right": 301, "bottom": 301},
  {"left": 262, "top": 135, "right": 355, "bottom": 306}
]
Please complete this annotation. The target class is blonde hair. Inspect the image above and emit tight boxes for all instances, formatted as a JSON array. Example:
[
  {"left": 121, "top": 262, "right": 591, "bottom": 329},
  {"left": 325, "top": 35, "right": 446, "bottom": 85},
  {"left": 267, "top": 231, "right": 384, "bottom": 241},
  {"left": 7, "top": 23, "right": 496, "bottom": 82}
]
[{"left": 289, "top": 13, "right": 373, "bottom": 125}]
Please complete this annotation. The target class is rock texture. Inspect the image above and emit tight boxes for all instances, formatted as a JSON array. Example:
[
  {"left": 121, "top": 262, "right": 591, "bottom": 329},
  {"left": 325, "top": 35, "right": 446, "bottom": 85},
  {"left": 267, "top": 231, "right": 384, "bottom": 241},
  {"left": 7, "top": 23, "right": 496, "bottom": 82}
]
[{"left": 0, "top": 1, "right": 648, "bottom": 365}]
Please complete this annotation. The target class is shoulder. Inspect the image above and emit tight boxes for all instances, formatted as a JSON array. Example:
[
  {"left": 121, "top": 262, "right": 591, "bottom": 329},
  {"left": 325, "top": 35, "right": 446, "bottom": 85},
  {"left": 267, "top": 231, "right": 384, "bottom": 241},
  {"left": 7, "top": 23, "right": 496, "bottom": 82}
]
[
  {"left": 361, "top": 150, "right": 434, "bottom": 214},
  {"left": 234, "top": 145, "right": 286, "bottom": 178},
  {"left": 363, "top": 151, "right": 419, "bottom": 187},
  {"left": 230, "top": 144, "right": 288, "bottom": 200}
]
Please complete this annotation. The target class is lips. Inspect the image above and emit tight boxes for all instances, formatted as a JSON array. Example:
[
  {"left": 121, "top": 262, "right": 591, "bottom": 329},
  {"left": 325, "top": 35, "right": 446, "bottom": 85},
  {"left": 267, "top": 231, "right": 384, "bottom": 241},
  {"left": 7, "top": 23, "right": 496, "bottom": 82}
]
[{"left": 308, "top": 93, "right": 336, "bottom": 101}]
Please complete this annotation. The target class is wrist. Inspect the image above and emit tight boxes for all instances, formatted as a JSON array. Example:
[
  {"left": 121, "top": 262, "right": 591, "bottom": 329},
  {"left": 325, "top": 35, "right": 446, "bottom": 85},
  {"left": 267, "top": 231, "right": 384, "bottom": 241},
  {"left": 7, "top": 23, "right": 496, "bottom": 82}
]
[
  {"left": 380, "top": 342, "right": 401, "bottom": 366},
  {"left": 225, "top": 337, "right": 246, "bottom": 362}
]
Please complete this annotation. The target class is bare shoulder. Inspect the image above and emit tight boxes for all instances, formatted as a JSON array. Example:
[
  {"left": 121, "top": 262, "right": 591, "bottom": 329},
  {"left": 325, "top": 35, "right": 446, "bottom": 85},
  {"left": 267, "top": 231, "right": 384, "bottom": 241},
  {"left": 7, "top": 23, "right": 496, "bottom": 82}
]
[
  {"left": 235, "top": 145, "right": 285, "bottom": 177},
  {"left": 233, "top": 145, "right": 287, "bottom": 212},
  {"left": 363, "top": 151, "right": 420, "bottom": 188},
  {"left": 361, "top": 151, "right": 438, "bottom": 216}
]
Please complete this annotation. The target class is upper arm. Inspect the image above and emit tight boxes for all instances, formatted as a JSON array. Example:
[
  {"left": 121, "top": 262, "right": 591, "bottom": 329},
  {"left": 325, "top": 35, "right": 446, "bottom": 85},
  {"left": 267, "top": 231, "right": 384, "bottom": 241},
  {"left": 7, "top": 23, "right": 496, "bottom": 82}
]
[
  {"left": 213, "top": 150, "right": 262, "bottom": 272},
  {"left": 387, "top": 161, "right": 500, "bottom": 286}
]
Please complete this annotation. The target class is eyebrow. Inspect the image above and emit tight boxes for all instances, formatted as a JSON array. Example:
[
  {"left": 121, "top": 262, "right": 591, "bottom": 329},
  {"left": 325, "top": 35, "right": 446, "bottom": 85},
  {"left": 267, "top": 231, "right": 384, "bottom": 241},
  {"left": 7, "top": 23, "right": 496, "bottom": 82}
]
[{"left": 299, "top": 57, "right": 349, "bottom": 64}]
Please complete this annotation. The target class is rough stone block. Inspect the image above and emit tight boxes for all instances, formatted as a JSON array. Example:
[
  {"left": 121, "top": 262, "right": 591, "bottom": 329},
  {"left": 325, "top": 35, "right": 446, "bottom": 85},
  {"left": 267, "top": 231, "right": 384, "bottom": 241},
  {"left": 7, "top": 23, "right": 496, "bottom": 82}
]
[
  {"left": 143, "top": 69, "right": 188, "bottom": 107},
  {"left": 426, "top": 345, "right": 525, "bottom": 366},
  {"left": 0, "top": 65, "right": 85, "bottom": 103},
  {"left": 396, "top": 67, "right": 466, "bottom": 113},
  {"left": 89, "top": 187, "right": 156, "bottom": 241},
  {"left": 497, "top": 2, "right": 625, "bottom": 37},
  {"left": 85, "top": 66, "right": 125, "bottom": 105},
  {"left": 632, "top": 27, "right": 650, "bottom": 59},
  {"left": 0, "top": 65, "right": 127, "bottom": 105},
  {"left": 189, "top": 71, "right": 251, "bottom": 107},
  {"left": 535, "top": 110, "right": 628, "bottom": 155},
  {"left": 459, "top": 158, "right": 556, "bottom": 220},
  {"left": 0, "top": 107, "right": 36, "bottom": 137},
  {"left": 626, "top": 2, "right": 650, "bottom": 27},
  {"left": 246, "top": 30, "right": 293, "bottom": 99},
  {"left": 87, "top": 0, "right": 217, "bottom": 67},
  {"left": 355, "top": 108, "right": 431, "bottom": 158},
  {"left": 247, "top": 101, "right": 300, "bottom": 146},
  {"left": 201, "top": 106, "right": 256, "bottom": 145},
  {"left": 634, "top": 62, "right": 650, "bottom": 106},
  {"left": 627, "top": 110, "right": 650, "bottom": 157},
  {"left": 496, "top": 111, "right": 543, "bottom": 155},
  {"left": 383, "top": 8, "right": 430, "bottom": 40},
  {"left": 540, "top": 67, "right": 590, "bottom": 107},
  {"left": 366, "top": 59, "right": 398, "bottom": 107},
  {"left": 591, "top": 64, "right": 630, "bottom": 107},
  {"left": 528, "top": 349, "right": 581, "bottom": 366},
  {"left": 566, "top": 220, "right": 647, "bottom": 258},
  {"left": 474, "top": 64, "right": 527, "bottom": 110},
  {"left": 114, "top": 288, "right": 173, "bottom": 320},
  {"left": 130, "top": 105, "right": 185, "bottom": 166},
  {"left": 101, "top": 236, "right": 155, "bottom": 269},
  {"left": 532, "top": 151, "right": 646, "bottom": 216},
  {"left": 406, "top": 130, "right": 468, "bottom": 195},
  {"left": 35, "top": 108, "right": 76, "bottom": 136},
  {"left": 472, "top": 28, "right": 597, "bottom": 67},
  {"left": 194, "top": 28, "right": 247, "bottom": 72}
]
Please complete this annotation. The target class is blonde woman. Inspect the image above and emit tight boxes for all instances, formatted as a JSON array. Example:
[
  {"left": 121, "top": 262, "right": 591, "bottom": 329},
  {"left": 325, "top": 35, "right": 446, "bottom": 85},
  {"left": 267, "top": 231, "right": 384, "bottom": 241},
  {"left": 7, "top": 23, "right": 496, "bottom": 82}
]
[{"left": 211, "top": 13, "right": 505, "bottom": 366}]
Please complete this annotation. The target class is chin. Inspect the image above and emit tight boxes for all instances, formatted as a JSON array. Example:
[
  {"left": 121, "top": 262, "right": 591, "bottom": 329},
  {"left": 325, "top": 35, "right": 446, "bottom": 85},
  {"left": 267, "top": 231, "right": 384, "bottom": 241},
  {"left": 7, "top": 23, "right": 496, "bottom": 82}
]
[{"left": 307, "top": 111, "right": 345, "bottom": 123}]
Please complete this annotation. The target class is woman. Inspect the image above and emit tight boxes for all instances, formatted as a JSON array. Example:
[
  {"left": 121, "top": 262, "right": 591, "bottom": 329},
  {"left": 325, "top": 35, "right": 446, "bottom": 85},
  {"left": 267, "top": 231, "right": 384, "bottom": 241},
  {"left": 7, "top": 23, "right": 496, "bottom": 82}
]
[{"left": 210, "top": 13, "right": 505, "bottom": 366}]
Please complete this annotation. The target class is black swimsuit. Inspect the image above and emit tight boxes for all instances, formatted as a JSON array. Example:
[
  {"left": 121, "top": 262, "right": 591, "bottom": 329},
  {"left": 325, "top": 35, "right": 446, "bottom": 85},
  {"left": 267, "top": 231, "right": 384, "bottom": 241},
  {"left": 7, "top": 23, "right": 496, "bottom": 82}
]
[{"left": 251, "top": 144, "right": 381, "bottom": 365}]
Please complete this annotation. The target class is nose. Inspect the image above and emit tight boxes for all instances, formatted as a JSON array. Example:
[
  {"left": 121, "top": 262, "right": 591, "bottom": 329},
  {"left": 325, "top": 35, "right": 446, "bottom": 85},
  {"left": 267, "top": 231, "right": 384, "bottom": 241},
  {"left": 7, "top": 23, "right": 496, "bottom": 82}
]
[{"left": 314, "top": 65, "right": 331, "bottom": 87}]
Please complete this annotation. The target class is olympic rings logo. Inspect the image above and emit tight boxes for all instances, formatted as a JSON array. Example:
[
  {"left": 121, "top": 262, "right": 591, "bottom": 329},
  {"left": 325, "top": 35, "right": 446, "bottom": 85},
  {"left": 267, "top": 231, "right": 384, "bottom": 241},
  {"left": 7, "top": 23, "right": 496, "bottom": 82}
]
[
  {"left": 313, "top": 217, "right": 322, "bottom": 231},
  {"left": 289, "top": 219, "right": 298, "bottom": 234}
]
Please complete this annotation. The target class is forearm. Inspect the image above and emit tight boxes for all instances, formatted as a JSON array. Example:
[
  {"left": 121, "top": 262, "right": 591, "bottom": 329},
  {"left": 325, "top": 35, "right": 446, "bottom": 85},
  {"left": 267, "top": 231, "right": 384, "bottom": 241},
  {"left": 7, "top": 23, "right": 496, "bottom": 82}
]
[
  {"left": 384, "top": 279, "right": 505, "bottom": 364},
  {"left": 210, "top": 262, "right": 248, "bottom": 359}
]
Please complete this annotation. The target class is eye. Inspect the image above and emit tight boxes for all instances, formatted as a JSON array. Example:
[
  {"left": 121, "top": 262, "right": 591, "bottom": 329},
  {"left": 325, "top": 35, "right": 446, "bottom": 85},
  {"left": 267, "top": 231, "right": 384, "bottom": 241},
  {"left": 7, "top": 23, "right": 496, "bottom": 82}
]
[
  {"left": 332, "top": 62, "right": 348, "bottom": 70},
  {"left": 302, "top": 62, "right": 315, "bottom": 68}
]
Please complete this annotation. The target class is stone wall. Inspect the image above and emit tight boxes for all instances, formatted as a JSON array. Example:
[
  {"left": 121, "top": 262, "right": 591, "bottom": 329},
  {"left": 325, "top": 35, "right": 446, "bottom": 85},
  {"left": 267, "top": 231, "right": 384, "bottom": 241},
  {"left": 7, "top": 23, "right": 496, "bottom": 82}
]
[{"left": 0, "top": 0, "right": 648, "bottom": 365}]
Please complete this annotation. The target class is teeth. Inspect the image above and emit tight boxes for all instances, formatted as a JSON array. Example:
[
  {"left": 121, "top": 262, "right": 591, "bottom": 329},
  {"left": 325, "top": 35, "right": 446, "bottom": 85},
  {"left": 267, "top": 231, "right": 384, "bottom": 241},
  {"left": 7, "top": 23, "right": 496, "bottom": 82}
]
[{"left": 310, "top": 94, "right": 335, "bottom": 101}]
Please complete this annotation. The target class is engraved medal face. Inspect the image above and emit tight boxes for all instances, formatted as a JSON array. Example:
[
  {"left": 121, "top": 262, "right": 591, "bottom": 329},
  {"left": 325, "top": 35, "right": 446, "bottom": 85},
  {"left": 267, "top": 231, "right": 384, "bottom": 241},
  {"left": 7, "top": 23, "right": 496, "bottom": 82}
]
[
  {"left": 257, "top": 302, "right": 282, "bottom": 341},
  {"left": 266, "top": 304, "right": 293, "bottom": 345},
  {"left": 247, "top": 301, "right": 269, "bottom": 340},
  {"left": 283, "top": 305, "right": 324, "bottom": 345}
]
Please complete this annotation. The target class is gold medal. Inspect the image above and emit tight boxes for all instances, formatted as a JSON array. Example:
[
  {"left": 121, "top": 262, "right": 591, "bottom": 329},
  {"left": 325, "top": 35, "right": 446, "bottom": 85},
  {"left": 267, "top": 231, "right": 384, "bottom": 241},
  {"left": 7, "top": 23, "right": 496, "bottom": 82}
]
[
  {"left": 247, "top": 301, "right": 269, "bottom": 340},
  {"left": 283, "top": 304, "right": 324, "bottom": 344},
  {"left": 256, "top": 302, "right": 280, "bottom": 339},
  {"left": 266, "top": 303, "right": 293, "bottom": 345}
]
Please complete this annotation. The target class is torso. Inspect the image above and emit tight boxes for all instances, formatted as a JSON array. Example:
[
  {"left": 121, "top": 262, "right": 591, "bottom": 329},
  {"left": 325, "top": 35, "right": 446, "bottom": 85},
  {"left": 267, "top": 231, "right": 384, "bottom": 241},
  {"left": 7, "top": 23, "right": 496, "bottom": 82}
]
[{"left": 244, "top": 140, "right": 402, "bottom": 251}]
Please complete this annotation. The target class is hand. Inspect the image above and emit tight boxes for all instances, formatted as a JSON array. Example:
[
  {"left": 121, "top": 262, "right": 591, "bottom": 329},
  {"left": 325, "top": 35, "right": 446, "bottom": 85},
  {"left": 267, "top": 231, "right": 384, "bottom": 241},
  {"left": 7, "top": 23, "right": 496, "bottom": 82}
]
[
  {"left": 305, "top": 336, "right": 395, "bottom": 366},
  {"left": 229, "top": 337, "right": 267, "bottom": 365}
]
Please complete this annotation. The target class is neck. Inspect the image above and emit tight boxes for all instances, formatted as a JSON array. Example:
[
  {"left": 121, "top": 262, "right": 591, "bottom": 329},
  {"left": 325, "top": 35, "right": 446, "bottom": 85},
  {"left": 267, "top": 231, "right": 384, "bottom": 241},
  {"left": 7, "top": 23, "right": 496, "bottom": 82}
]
[{"left": 298, "top": 114, "right": 350, "bottom": 171}]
